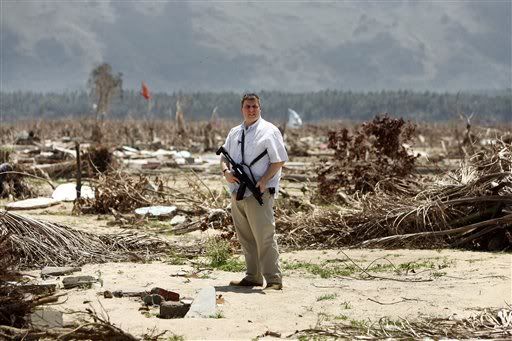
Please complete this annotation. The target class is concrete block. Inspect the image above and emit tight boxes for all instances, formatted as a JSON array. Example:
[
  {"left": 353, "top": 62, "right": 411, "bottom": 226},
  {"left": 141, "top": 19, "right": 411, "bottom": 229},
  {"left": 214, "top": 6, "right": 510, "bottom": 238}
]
[
  {"left": 159, "top": 301, "right": 190, "bottom": 319},
  {"left": 185, "top": 286, "right": 216, "bottom": 318},
  {"left": 62, "top": 276, "right": 96, "bottom": 289}
]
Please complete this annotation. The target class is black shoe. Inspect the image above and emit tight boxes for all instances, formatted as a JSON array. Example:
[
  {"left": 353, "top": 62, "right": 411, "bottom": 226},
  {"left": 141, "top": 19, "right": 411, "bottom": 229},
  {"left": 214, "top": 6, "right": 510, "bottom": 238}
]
[
  {"left": 229, "top": 278, "right": 263, "bottom": 287},
  {"left": 263, "top": 283, "right": 283, "bottom": 290}
]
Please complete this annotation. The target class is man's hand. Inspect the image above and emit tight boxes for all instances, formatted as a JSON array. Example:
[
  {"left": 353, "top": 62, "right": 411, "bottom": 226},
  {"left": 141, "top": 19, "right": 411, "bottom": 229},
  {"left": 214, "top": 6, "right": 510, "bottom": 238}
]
[
  {"left": 255, "top": 161, "right": 284, "bottom": 193},
  {"left": 224, "top": 170, "right": 239, "bottom": 183},
  {"left": 256, "top": 177, "right": 268, "bottom": 193}
]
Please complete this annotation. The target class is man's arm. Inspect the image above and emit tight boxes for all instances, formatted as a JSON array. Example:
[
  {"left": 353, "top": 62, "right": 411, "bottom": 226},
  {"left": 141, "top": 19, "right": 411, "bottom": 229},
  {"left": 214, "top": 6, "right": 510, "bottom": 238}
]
[
  {"left": 220, "top": 156, "right": 238, "bottom": 183},
  {"left": 256, "top": 161, "right": 285, "bottom": 191}
]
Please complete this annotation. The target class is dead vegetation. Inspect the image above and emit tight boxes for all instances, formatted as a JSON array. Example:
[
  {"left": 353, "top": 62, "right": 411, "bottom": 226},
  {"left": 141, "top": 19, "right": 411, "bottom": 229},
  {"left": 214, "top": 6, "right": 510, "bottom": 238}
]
[
  {"left": 2, "top": 116, "right": 510, "bottom": 253},
  {"left": 0, "top": 210, "right": 185, "bottom": 267},
  {"left": 278, "top": 138, "right": 512, "bottom": 250},
  {"left": 77, "top": 172, "right": 168, "bottom": 214},
  {"left": 0, "top": 304, "right": 142, "bottom": 341},
  {"left": 317, "top": 114, "right": 417, "bottom": 197},
  {"left": 1, "top": 115, "right": 511, "bottom": 339},
  {"left": 0, "top": 233, "right": 31, "bottom": 328},
  {"left": 0, "top": 164, "right": 39, "bottom": 199},
  {"left": 3, "top": 118, "right": 232, "bottom": 152},
  {"left": 291, "top": 307, "right": 512, "bottom": 339}
]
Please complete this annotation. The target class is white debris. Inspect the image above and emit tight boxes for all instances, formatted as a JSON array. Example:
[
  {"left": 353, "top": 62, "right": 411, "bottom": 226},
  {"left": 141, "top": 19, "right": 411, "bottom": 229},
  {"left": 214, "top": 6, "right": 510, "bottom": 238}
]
[
  {"left": 177, "top": 150, "right": 191, "bottom": 158},
  {"left": 52, "top": 183, "right": 94, "bottom": 201},
  {"left": 170, "top": 215, "right": 186, "bottom": 225},
  {"left": 175, "top": 157, "right": 186, "bottom": 165},
  {"left": 5, "top": 197, "right": 61, "bottom": 210},
  {"left": 122, "top": 146, "right": 139, "bottom": 153},
  {"left": 286, "top": 108, "right": 303, "bottom": 129},
  {"left": 134, "top": 205, "right": 177, "bottom": 217}
]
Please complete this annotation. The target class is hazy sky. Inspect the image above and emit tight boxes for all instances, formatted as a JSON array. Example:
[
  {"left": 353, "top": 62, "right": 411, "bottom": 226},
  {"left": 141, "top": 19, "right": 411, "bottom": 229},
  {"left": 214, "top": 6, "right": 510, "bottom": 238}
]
[{"left": 1, "top": 0, "right": 511, "bottom": 93}]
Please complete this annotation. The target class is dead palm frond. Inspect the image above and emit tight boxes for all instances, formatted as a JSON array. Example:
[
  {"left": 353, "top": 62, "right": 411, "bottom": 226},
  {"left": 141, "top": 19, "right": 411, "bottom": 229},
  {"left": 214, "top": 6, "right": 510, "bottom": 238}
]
[{"left": 0, "top": 210, "right": 177, "bottom": 268}]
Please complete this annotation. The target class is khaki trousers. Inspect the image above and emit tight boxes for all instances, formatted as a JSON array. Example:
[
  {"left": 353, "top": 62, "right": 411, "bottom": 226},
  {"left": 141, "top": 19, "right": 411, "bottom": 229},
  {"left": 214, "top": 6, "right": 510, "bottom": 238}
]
[{"left": 230, "top": 191, "right": 282, "bottom": 284}]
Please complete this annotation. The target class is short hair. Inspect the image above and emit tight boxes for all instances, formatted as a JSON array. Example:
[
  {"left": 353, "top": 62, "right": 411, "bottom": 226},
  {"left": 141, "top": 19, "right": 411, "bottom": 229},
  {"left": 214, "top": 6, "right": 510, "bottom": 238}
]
[{"left": 241, "top": 93, "right": 260, "bottom": 108}]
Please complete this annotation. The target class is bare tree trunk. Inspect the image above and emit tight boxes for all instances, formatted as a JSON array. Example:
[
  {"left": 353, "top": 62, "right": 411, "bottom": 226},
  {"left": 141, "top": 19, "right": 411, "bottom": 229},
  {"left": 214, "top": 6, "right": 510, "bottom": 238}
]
[{"left": 75, "top": 142, "right": 81, "bottom": 200}]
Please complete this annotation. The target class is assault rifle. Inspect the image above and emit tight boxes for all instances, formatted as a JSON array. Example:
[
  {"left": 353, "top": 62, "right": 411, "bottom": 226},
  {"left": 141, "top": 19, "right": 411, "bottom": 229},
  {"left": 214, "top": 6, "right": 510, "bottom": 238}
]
[{"left": 216, "top": 146, "right": 264, "bottom": 206}]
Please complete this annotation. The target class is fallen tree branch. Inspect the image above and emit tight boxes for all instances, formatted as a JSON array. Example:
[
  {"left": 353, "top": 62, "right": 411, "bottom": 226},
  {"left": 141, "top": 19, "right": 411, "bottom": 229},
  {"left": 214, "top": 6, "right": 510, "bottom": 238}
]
[{"left": 0, "top": 171, "right": 56, "bottom": 189}]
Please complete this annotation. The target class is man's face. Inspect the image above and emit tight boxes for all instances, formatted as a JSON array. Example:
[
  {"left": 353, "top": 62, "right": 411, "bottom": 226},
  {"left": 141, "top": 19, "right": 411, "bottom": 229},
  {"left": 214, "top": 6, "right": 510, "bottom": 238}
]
[{"left": 241, "top": 99, "right": 261, "bottom": 126}]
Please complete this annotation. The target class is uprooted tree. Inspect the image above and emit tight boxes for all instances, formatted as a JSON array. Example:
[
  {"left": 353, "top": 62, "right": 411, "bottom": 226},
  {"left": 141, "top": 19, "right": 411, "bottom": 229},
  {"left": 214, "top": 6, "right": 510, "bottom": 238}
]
[
  {"left": 317, "top": 114, "right": 417, "bottom": 200},
  {"left": 88, "top": 63, "right": 123, "bottom": 122}
]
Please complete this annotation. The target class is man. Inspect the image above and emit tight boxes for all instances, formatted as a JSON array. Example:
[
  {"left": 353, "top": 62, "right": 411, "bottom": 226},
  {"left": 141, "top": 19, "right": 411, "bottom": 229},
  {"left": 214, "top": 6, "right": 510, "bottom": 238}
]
[{"left": 220, "top": 93, "right": 288, "bottom": 290}]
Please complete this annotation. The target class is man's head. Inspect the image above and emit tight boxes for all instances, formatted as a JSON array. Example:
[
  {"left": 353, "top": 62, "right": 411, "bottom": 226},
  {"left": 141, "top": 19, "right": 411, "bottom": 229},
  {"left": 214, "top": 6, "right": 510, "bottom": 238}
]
[{"left": 241, "top": 93, "right": 261, "bottom": 126}]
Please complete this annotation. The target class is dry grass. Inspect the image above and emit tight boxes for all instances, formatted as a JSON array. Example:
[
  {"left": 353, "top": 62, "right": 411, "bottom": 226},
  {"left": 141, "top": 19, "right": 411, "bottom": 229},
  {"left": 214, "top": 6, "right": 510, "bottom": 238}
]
[{"left": 291, "top": 308, "right": 512, "bottom": 339}]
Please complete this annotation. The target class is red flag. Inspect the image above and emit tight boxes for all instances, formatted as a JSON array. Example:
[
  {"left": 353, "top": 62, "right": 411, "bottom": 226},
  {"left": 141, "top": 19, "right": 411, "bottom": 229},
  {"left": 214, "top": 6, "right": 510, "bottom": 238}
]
[{"left": 141, "top": 81, "right": 151, "bottom": 100}]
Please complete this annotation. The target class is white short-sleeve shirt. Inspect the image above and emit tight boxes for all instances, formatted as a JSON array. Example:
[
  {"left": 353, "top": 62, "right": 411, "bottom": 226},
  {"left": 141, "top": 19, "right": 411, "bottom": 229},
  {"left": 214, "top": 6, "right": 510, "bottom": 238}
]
[{"left": 222, "top": 117, "right": 288, "bottom": 197}]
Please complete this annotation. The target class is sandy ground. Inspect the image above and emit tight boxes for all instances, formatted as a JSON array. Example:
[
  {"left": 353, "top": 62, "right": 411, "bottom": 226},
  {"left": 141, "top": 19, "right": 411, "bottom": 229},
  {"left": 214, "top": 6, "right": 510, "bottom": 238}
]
[
  {"left": 4, "top": 172, "right": 511, "bottom": 339},
  {"left": 23, "top": 246, "right": 511, "bottom": 340}
]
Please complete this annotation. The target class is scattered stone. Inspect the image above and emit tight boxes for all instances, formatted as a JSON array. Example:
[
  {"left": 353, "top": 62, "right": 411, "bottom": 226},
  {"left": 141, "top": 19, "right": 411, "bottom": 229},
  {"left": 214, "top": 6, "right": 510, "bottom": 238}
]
[
  {"left": 4, "top": 197, "right": 60, "bottom": 210},
  {"left": 41, "top": 266, "right": 81, "bottom": 277},
  {"left": 112, "top": 290, "right": 124, "bottom": 298},
  {"left": 17, "top": 284, "right": 57, "bottom": 296},
  {"left": 185, "top": 286, "right": 216, "bottom": 318},
  {"left": 30, "top": 308, "right": 63, "bottom": 328},
  {"left": 111, "top": 290, "right": 146, "bottom": 298},
  {"left": 62, "top": 275, "right": 97, "bottom": 289},
  {"left": 143, "top": 294, "right": 164, "bottom": 306},
  {"left": 103, "top": 290, "right": 113, "bottom": 299},
  {"left": 170, "top": 215, "right": 186, "bottom": 225},
  {"left": 151, "top": 287, "right": 180, "bottom": 302},
  {"left": 171, "top": 270, "right": 188, "bottom": 277},
  {"left": 160, "top": 301, "right": 190, "bottom": 319}
]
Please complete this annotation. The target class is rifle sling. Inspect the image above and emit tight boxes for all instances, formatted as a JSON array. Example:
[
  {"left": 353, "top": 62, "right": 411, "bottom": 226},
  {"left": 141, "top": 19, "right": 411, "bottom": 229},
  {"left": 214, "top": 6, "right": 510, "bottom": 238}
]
[{"left": 237, "top": 129, "right": 268, "bottom": 200}]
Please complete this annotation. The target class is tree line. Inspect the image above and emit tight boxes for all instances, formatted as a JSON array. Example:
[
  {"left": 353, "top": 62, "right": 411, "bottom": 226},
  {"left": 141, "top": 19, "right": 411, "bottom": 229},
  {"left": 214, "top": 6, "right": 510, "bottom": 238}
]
[{"left": 1, "top": 89, "right": 510, "bottom": 123}]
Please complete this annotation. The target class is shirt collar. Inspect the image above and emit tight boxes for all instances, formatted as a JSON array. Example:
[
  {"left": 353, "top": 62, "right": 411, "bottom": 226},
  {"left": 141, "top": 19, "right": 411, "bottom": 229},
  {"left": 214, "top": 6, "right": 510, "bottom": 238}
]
[{"left": 242, "top": 117, "right": 262, "bottom": 132}]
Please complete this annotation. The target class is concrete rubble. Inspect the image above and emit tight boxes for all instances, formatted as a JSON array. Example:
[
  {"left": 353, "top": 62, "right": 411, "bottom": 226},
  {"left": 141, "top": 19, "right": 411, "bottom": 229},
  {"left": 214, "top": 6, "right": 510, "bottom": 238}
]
[
  {"left": 185, "top": 286, "right": 216, "bottom": 318},
  {"left": 134, "top": 205, "right": 177, "bottom": 217},
  {"left": 114, "top": 147, "right": 204, "bottom": 170},
  {"left": 5, "top": 197, "right": 61, "bottom": 210},
  {"left": 62, "top": 276, "right": 98, "bottom": 289},
  {"left": 160, "top": 301, "right": 191, "bottom": 319}
]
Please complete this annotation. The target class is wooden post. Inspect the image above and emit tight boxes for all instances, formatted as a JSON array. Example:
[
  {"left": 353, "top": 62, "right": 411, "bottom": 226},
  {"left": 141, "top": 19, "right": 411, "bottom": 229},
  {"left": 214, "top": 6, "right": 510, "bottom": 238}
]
[{"left": 75, "top": 141, "right": 82, "bottom": 200}]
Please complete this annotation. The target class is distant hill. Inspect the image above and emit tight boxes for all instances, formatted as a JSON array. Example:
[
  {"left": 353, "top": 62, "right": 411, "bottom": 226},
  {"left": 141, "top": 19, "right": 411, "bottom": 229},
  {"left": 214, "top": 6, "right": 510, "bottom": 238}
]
[{"left": 2, "top": 2, "right": 511, "bottom": 93}]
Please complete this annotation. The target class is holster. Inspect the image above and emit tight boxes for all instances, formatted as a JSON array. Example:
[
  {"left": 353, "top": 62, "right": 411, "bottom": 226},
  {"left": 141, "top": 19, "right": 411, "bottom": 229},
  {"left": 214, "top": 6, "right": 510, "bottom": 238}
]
[{"left": 236, "top": 183, "right": 247, "bottom": 201}]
